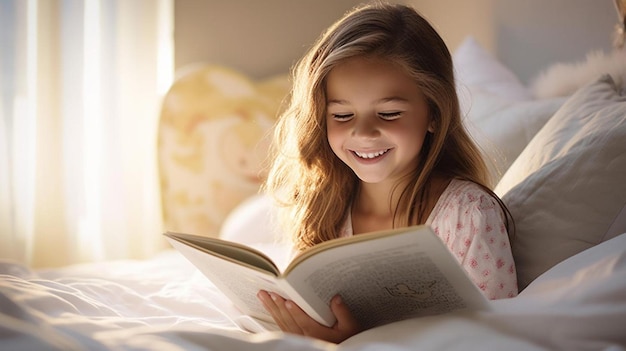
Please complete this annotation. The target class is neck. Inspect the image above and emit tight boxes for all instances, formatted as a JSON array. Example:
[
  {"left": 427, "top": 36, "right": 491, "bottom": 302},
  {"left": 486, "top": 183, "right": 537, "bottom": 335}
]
[
  {"left": 354, "top": 181, "right": 399, "bottom": 217},
  {"left": 351, "top": 173, "right": 450, "bottom": 234},
  {"left": 351, "top": 180, "right": 408, "bottom": 234}
]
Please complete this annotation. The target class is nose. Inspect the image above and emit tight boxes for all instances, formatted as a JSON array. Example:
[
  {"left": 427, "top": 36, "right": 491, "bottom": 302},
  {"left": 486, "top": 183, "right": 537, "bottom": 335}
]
[{"left": 352, "top": 114, "right": 380, "bottom": 139}]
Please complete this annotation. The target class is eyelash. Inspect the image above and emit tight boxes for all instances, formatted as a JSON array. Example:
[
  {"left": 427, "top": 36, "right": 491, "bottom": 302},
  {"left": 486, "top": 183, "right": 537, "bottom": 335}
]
[
  {"left": 331, "top": 112, "right": 402, "bottom": 121},
  {"left": 379, "top": 112, "right": 401, "bottom": 120},
  {"left": 332, "top": 114, "right": 353, "bottom": 121}
]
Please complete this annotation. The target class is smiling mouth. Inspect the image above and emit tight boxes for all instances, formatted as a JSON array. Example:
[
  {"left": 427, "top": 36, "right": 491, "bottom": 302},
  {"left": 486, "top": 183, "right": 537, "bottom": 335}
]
[{"left": 352, "top": 149, "right": 391, "bottom": 159}]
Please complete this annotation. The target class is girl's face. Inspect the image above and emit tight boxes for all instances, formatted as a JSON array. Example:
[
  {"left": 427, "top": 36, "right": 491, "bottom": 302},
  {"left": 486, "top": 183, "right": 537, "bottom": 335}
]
[{"left": 325, "top": 56, "right": 432, "bottom": 186}]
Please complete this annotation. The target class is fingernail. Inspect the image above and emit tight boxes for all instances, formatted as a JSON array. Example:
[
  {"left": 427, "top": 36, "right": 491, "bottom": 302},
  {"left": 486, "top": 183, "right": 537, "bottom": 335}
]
[
  {"left": 334, "top": 295, "right": 342, "bottom": 304},
  {"left": 285, "top": 301, "right": 292, "bottom": 309},
  {"left": 270, "top": 293, "right": 278, "bottom": 301}
]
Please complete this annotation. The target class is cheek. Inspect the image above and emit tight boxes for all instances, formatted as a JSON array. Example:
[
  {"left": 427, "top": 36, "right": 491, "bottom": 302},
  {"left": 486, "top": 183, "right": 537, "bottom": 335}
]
[
  {"left": 326, "top": 123, "right": 343, "bottom": 154},
  {"left": 392, "top": 120, "right": 429, "bottom": 153}
]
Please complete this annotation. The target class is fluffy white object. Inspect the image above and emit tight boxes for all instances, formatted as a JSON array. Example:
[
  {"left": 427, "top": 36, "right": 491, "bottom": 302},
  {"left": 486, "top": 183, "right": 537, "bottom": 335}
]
[{"left": 530, "top": 49, "right": 626, "bottom": 98}]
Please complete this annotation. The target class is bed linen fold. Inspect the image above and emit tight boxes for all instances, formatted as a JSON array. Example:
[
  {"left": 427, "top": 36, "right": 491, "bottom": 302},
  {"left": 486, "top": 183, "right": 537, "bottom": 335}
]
[{"left": 1, "top": 236, "right": 625, "bottom": 350}]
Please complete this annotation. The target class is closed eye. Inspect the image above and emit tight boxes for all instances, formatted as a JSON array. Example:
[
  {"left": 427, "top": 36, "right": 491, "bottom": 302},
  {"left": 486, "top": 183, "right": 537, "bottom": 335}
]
[
  {"left": 379, "top": 111, "right": 402, "bottom": 120},
  {"left": 332, "top": 113, "right": 354, "bottom": 121}
]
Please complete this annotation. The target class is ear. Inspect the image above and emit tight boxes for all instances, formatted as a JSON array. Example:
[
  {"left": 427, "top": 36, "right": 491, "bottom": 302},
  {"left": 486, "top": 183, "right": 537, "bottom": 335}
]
[{"left": 428, "top": 120, "right": 435, "bottom": 133}]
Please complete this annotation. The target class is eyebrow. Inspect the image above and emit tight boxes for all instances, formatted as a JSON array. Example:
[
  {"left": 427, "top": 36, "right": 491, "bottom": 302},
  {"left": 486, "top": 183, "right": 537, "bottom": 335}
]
[{"left": 327, "top": 96, "right": 410, "bottom": 105}]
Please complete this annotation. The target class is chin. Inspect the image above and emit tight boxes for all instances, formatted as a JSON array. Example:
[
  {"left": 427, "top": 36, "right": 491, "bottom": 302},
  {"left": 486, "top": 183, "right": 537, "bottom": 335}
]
[{"left": 354, "top": 173, "right": 389, "bottom": 184}]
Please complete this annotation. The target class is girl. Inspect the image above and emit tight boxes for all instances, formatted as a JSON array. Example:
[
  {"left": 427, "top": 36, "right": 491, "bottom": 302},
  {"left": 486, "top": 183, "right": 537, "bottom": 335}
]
[{"left": 257, "top": 2, "right": 517, "bottom": 343}]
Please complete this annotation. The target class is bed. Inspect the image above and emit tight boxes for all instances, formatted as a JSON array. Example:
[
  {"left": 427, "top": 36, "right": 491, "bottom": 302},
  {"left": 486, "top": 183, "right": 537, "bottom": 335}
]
[{"left": 2, "top": 3, "right": 626, "bottom": 350}]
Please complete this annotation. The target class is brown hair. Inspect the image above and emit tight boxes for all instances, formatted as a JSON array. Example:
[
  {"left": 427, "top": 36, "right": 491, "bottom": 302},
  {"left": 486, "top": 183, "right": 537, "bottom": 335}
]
[{"left": 264, "top": 3, "right": 512, "bottom": 251}]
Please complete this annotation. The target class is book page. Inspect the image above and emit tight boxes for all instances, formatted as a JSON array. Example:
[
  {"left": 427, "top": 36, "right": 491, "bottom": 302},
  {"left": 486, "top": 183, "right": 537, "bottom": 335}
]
[
  {"left": 167, "top": 238, "right": 288, "bottom": 324},
  {"left": 164, "top": 232, "right": 279, "bottom": 275},
  {"left": 285, "top": 226, "right": 488, "bottom": 330}
]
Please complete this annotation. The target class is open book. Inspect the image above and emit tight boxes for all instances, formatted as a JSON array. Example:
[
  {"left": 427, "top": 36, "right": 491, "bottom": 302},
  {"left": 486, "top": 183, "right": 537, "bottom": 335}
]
[{"left": 164, "top": 225, "right": 489, "bottom": 330}]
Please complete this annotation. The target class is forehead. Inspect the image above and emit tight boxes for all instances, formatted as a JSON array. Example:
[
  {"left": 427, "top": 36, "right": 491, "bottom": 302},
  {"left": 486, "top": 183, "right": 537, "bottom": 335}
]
[{"left": 325, "top": 56, "right": 420, "bottom": 102}]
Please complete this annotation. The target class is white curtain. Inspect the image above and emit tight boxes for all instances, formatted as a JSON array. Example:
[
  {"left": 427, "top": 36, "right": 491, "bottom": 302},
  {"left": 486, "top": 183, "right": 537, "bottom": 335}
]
[{"left": 0, "top": 0, "right": 174, "bottom": 268}]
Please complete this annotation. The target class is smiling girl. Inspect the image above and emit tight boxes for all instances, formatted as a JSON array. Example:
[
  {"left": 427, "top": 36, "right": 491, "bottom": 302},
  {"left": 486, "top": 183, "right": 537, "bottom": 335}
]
[{"left": 257, "top": 2, "right": 517, "bottom": 343}]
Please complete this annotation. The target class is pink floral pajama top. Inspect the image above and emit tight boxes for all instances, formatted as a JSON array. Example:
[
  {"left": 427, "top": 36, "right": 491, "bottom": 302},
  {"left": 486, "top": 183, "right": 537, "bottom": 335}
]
[{"left": 340, "top": 178, "right": 518, "bottom": 300}]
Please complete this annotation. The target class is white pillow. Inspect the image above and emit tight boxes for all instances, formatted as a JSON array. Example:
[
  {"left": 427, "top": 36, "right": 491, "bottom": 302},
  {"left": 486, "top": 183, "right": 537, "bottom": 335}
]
[
  {"left": 219, "top": 194, "right": 280, "bottom": 245},
  {"left": 453, "top": 36, "right": 542, "bottom": 182},
  {"left": 463, "top": 89, "right": 565, "bottom": 182},
  {"left": 453, "top": 36, "right": 531, "bottom": 116},
  {"left": 495, "top": 75, "right": 626, "bottom": 290}
]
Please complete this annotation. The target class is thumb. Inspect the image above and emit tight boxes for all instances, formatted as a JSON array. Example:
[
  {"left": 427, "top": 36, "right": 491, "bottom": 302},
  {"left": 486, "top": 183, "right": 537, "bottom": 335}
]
[{"left": 330, "top": 295, "right": 360, "bottom": 331}]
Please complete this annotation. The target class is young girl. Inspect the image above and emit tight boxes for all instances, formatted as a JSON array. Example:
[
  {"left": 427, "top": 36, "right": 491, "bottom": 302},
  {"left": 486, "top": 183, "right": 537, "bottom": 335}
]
[{"left": 257, "top": 2, "right": 517, "bottom": 343}]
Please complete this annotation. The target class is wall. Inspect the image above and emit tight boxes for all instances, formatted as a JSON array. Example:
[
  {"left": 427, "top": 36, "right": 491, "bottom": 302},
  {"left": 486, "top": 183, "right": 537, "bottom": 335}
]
[
  {"left": 174, "top": 0, "right": 365, "bottom": 79},
  {"left": 493, "top": 0, "right": 616, "bottom": 83},
  {"left": 174, "top": 0, "right": 618, "bottom": 83}
]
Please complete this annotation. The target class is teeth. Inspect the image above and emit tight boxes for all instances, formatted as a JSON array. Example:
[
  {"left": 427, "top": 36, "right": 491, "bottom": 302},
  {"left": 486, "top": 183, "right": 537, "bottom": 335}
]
[{"left": 354, "top": 149, "right": 389, "bottom": 159}]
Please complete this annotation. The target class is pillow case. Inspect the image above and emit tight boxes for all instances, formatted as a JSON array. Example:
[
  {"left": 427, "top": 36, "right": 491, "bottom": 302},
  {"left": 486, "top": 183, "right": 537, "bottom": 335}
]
[
  {"left": 453, "top": 36, "right": 531, "bottom": 115},
  {"left": 463, "top": 90, "right": 565, "bottom": 183},
  {"left": 495, "top": 74, "right": 626, "bottom": 290},
  {"left": 158, "top": 65, "right": 290, "bottom": 237},
  {"left": 219, "top": 194, "right": 280, "bottom": 245},
  {"left": 453, "top": 36, "right": 542, "bottom": 182}
]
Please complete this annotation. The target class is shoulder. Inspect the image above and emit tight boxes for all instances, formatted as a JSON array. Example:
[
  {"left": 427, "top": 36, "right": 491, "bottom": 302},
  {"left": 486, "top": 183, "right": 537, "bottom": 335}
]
[
  {"left": 427, "top": 178, "right": 503, "bottom": 225},
  {"left": 442, "top": 179, "right": 499, "bottom": 209}
]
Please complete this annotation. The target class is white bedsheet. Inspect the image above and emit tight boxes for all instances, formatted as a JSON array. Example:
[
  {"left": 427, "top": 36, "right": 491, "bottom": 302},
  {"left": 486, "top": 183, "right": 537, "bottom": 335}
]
[{"left": 1, "top": 236, "right": 625, "bottom": 351}]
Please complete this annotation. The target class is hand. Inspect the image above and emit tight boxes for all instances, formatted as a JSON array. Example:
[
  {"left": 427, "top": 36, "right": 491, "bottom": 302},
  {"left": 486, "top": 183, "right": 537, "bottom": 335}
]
[{"left": 257, "top": 290, "right": 361, "bottom": 344}]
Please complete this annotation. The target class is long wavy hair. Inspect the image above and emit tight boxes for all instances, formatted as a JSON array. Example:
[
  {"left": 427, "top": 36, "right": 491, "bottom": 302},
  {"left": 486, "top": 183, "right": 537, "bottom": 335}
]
[{"left": 264, "top": 3, "right": 512, "bottom": 251}]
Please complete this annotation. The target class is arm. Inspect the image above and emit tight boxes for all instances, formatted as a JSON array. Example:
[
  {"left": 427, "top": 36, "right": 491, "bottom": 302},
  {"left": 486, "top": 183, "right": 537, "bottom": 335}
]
[
  {"left": 463, "top": 198, "right": 518, "bottom": 299},
  {"left": 430, "top": 184, "right": 518, "bottom": 299},
  {"left": 257, "top": 290, "right": 361, "bottom": 343}
]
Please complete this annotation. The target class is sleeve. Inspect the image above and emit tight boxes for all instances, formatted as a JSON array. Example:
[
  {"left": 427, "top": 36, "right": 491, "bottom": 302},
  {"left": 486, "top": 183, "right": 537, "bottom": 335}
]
[{"left": 431, "top": 187, "right": 518, "bottom": 300}]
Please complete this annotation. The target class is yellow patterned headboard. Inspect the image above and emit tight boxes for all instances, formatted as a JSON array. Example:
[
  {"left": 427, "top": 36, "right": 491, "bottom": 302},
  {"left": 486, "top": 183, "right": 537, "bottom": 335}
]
[{"left": 158, "top": 65, "right": 290, "bottom": 237}]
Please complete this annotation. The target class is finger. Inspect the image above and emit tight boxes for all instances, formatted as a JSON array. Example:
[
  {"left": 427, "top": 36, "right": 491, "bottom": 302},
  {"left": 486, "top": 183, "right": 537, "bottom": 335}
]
[
  {"left": 271, "top": 293, "right": 304, "bottom": 334},
  {"left": 287, "top": 295, "right": 360, "bottom": 343},
  {"left": 257, "top": 290, "right": 288, "bottom": 330},
  {"left": 283, "top": 299, "right": 327, "bottom": 336},
  {"left": 330, "top": 295, "right": 361, "bottom": 334},
  {"left": 258, "top": 290, "right": 297, "bottom": 332},
  {"left": 263, "top": 292, "right": 303, "bottom": 334}
]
